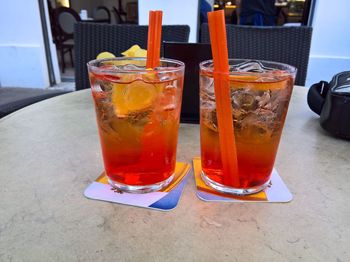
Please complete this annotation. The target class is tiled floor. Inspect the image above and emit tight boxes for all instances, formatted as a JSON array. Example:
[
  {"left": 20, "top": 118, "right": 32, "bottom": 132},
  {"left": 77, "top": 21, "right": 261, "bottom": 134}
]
[
  {"left": 53, "top": 52, "right": 76, "bottom": 91},
  {"left": 50, "top": 81, "right": 75, "bottom": 92},
  {"left": 60, "top": 65, "right": 75, "bottom": 82}
]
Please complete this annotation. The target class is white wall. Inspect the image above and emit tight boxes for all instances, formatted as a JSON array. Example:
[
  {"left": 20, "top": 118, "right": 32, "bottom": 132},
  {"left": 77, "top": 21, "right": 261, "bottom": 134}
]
[
  {"left": 138, "top": 0, "right": 199, "bottom": 43},
  {"left": 306, "top": 0, "right": 350, "bottom": 86},
  {"left": 0, "top": 0, "right": 50, "bottom": 88}
]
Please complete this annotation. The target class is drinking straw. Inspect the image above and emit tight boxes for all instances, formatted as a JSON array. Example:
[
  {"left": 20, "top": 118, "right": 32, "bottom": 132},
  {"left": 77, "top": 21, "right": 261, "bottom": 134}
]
[
  {"left": 146, "top": 10, "right": 163, "bottom": 68},
  {"left": 208, "top": 10, "right": 239, "bottom": 187}
]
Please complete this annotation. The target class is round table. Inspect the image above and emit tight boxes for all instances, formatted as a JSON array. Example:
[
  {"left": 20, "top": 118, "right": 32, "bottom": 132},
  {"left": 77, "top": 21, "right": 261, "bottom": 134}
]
[{"left": 1, "top": 87, "right": 349, "bottom": 261}]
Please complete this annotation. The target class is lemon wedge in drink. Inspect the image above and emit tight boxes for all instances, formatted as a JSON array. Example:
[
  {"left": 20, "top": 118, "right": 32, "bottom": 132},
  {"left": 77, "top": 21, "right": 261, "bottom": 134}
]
[
  {"left": 112, "top": 80, "right": 157, "bottom": 116},
  {"left": 121, "top": 45, "right": 147, "bottom": 57},
  {"left": 121, "top": 45, "right": 147, "bottom": 66},
  {"left": 96, "top": 51, "right": 115, "bottom": 59},
  {"left": 97, "top": 47, "right": 155, "bottom": 116},
  {"left": 134, "top": 48, "right": 147, "bottom": 57}
]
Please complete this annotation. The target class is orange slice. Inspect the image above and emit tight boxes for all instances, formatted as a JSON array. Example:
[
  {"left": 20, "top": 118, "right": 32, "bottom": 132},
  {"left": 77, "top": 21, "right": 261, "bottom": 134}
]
[{"left": 112, "top": 80, "right": 157, "bottom": 116}]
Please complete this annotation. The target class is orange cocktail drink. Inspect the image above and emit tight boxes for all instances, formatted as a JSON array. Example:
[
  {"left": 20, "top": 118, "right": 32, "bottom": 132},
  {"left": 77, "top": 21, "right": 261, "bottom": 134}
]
[
  {"left": 88, "top": 57, "right": 184, "bottom": 193},
  {"left": 200, "top": 59, "right": 296, "bottom": 194}
]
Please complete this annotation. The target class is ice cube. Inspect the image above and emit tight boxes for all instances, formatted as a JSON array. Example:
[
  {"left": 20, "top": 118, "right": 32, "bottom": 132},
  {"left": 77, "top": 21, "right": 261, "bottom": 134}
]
[
  {"left": 159, "top": 74, "right": 171, "bottom": 82},
  {"left": 239, "top": 111, "right": 274, "bottom": 139},
  {"left": 120, "top": 64, "right": 143, "bottom": 71},
  {"left": 96, "top": 102, "right": 118, "bottom": 132},
  {"left": 165, "top": 84, "right": 176, "bottom": 90},
  {"left": 91, "top": 82, "right": 103, "bottom": 93},
  {"left": 99, "top": 81, "right": 113, "bottom": 92},
  {"left": 200, "top": 77, "right": 215, "bottom": 106},
  {"left": 107, "top": 118, "right": 143, "bottom": 147},
  {"left": 257, "top": 90, "right": 271, "bottom": 108},
  {"left": 269, "top": 89, "right": 289, "bottom": 117},
  {"left": 256, "top": 108, "right": 276, "bottom": 124},
  {"left": 202, "top": 109, "right": 218, "bottom": 132},
  {"left": 232, "top": 108, "right": 247, "bottom": 122},
  {"left": 232, "top": 89, "right": 258, "bottom": 111},
  {"left": 159, "top": 85, "right": 176, "bottom": 111},
  {"left": 234, "top": 60, "right": 273, "bottom": 73},
  {"left": 127, "top": 110, "right": 151, "bottom": 126},
  {"left": 200, "top": 76, "right": 214, "bottom": 96}
]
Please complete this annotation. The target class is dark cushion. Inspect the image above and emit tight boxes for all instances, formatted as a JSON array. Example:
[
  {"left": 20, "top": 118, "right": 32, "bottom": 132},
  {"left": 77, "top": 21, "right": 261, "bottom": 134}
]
[{"left": 0, "top": 87, "right": 70, "bottom": 118}]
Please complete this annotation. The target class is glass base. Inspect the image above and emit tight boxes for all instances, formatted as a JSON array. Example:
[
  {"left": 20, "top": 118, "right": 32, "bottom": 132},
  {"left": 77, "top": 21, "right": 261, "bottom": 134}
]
[
  {"left": 108, "top": 173, "right": 174, "bottom": 194},
  {"left": 201, "top": 171, "right": 270, "bottom": 196}
]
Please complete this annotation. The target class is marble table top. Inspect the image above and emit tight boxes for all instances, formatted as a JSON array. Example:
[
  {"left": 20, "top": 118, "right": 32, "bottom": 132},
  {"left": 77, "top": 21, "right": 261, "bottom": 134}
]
[{"left": 0, "top": 86, "right": 349, "bottom": 261}]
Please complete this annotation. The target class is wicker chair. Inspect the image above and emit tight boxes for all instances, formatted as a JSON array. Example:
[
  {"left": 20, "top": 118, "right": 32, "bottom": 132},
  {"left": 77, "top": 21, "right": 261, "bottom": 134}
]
[
  {"left": 0, "top": 88, "right": 70, "bottom": 118},
  {"left": 74, "top": 23, "right": 190, "bottom": 90},
  {"left": 200, "top": 24, "right": 313, "bottom": 86},
  {"left": 54, "top": 7, "right": 81, "bottom": 73},
  {"left": 92, "top": 6, "right": 111, "bottom": 24}
]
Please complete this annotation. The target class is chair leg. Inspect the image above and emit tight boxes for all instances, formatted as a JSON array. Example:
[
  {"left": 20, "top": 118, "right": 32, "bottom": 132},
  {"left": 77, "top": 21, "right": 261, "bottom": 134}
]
[
  {"left": 60, "top": 47, "right": 66, "bottom": 73},
  {"left": 69, "top": 48, "right": 74, "bottom": 68}
]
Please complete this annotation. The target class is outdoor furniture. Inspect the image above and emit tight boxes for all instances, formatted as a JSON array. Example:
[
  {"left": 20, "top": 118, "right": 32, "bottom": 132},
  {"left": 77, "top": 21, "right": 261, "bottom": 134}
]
[
  {"left": 74, "top": 23, "right": 190, "bottom": 90},
  {"left": 0, "top": 87, "right": 70, "bottom": 118},
  {"left": 1, "top": 86, "right": 349, "bottom": 261},
  {"left": 92, "top": 6, "right": 111, "bottom": 24},
  {"left": 112, "top": 0, "right": 128, "bottom": 24},
  {"left": 54, "top": 7, "right": 81, "bottom": 73},
  {"left": 200, "top": 24, "right": 313, "bottom": 86},
  {"left": 112, "top": 6, "right": 136, "bottom": 24}
]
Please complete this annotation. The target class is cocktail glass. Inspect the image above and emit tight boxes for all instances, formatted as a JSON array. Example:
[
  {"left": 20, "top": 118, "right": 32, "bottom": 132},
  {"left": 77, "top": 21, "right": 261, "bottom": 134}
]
[
  {"left": 199, "top": 59, "right": 296, "bottom": 195},
  {"left": 88, "top": 57, "right": 185, "bottom": 193}
]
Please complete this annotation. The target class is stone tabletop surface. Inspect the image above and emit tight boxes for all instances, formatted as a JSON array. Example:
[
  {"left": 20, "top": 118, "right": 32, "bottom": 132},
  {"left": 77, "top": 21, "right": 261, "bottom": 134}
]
[{"left": 1, "top": 86, "right": 349, "bottom": 262}]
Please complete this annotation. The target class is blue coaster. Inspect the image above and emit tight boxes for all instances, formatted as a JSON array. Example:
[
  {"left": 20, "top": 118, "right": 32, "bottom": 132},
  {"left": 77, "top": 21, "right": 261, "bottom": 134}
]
[{"left": 84, "top": 162, "right": 191, "bottom": 211}]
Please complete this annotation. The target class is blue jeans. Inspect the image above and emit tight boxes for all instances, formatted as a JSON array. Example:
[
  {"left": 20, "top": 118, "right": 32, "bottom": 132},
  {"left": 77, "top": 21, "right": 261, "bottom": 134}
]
[{"left": 240, "top": 13, "right": 276, "bottom": 26}]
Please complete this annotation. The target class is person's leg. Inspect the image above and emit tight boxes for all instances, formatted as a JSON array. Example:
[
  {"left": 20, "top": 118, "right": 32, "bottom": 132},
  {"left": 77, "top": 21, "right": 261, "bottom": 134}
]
[
  {"left": 253, "top": 13, "right": 264, "bottom": 26},
  {"left": 263, "top": 15, "right": 276, "bottom": 26}
]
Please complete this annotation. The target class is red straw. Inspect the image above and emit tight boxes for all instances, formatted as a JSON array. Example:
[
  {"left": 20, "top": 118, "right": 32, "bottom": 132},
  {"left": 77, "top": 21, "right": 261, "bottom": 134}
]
[
  {"left": 146, "top": 10, "right": 162, "bottom": 68},
  {"left": 208, "top": 10, "right": 239, "bottom": 187}
]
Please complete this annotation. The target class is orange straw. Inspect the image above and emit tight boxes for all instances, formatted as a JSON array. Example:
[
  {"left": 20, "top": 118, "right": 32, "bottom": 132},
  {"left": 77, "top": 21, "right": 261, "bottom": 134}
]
[
  {"left": 146, "top": 10, "right": 163, "bottom": 68},
  {"left": 208, "top": 10, "right": 239, "bottom": 187}
]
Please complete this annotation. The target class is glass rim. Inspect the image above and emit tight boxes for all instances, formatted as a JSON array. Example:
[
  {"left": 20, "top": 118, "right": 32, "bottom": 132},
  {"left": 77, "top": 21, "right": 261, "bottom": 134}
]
[
  {"left": 87, "top": 57, "right": 185, "bottom": 74},
  {"left": 199, "top": 58, "right": 297, "bottom": 75}
]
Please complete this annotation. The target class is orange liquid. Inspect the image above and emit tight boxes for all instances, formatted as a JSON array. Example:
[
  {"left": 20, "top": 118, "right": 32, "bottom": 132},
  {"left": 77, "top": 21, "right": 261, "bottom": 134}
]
[
  {"left": 200, "top": 74, "right": 293, "bottom": 189},
  {"left": 201, "top": 125, "right": 280, "bottom": 188},
  {"left": 90, "top": 73, "right": 182, "bottom": 186}
]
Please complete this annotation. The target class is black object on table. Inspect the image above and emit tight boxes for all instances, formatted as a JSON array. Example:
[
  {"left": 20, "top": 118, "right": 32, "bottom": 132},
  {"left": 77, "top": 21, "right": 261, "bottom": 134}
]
[{"left": 163, "top": 42, "right": 212, "bottom": 124}]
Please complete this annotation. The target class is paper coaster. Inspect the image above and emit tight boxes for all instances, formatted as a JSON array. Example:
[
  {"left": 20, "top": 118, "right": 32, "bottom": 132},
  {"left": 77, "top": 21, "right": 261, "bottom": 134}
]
[
  {"left": 84, "top": 162, "right": 191, "bottom": 211},
  {"left": 193, "top": 157, "right": 292, "bottom": 202}
]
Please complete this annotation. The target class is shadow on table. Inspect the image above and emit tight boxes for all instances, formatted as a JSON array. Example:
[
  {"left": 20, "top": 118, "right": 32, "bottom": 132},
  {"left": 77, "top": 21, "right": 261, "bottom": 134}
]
[{"left": 0, "top": 87, "right": 71, "bottom": 118}]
